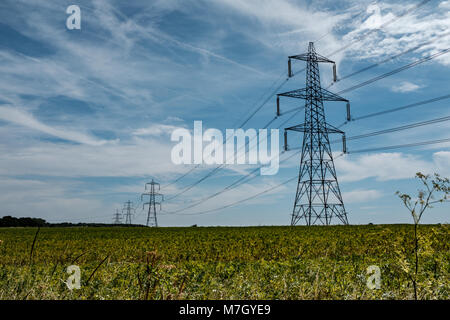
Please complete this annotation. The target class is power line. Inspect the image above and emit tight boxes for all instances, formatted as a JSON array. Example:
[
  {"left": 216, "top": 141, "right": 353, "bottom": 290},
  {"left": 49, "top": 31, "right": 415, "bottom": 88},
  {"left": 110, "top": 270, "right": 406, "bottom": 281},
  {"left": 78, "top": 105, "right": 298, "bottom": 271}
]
[
  {"left": 163, "top": 107, "right": 309, "bottom": 211},
  {"left": 336, "top": 48, "right": 450, "bottom": 95},
  {"left": 334, "top": 94, "right": 450, "bottom": 129},
  {"left": 351, "top": 94, "right": 450, "bottom": 121},
  {"left": 163, "top": 150, "right": 297, "bottom": 214},
  {"left": 348, "top": 137, "right": 450, "bottom": 154},
  {"left": 213, "top": 50, "right": 449, "bottom": 197},
  {"left": 161, "top": 74, "right": 288, "bottom": 191},
  {"left": 165, "top": 108, "right": 292, "bottom": 202},
  {"left": 331, "top": 32, "right": 450, "bottom": 85},
  {"left": 166, "top": 45, "right": 449, "bottom": 203},
  {"left": 163, "top": 92, "right": 450, "bottom": 214},
  {"left": 314, "top": 2, "right": 372, "bottom": 45},
  {"left": 324, "top": 32, "right": 450, "bottom": 91},
  {"left": 165, "top": 153, "right": 346, "bottom": 217},
  {"left": 286, "top": 115, "right": 450, "bottom": 151},
  {"left": 161, "top": 0, "right": 434, "bottom": 201},
  {"left": 164, "top": 176, "right": 298, "bottom": 216},
  {"left": 345, "top": 116, "right": 450, "bottom": 142},
  {"left": 290, "top": 0, "right": 432, "bottom": 77},
  {"left": 161, "top": 165, "right": 201, "bottom": 190},
  {"left": 166, "top": 57, "right": 448, "bottom": 203},
  {"left": 163, "top": 133, "right": 450, "bottom": 217},
  {"left": 326, "top": 0, "right": 433, "bottom": 59},
  {"left": 160, "top": 4, "right": 401, "bottom": 190},
  {"left": 231, "top": 1, "right": 415, "bottom": 128},
  {"left": 164, "top": 92, "right": 450, "bottom": 214},
  {"left": 239, "top": 77, "right": 289, "bottom": 129}
]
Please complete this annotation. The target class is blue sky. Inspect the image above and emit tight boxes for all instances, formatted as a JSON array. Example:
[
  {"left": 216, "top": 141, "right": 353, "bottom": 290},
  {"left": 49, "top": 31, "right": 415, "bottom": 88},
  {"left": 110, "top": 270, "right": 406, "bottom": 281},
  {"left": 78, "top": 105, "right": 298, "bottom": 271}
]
[{"left": 0, "top": 0, "right": 448, "bottom": 226}]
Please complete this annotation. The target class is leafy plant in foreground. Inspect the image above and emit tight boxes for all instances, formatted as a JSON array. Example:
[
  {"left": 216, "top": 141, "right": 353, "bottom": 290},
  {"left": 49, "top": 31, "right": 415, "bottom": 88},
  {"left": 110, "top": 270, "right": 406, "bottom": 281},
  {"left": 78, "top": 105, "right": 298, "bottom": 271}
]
[{"left": 396, "top": 172, "right": 449, "bottom": 299}]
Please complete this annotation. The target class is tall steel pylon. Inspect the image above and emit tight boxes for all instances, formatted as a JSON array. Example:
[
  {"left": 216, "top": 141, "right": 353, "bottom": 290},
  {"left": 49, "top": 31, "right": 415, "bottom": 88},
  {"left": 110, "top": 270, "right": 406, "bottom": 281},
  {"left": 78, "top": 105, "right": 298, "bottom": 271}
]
[
  {"left": 278, "top": 42, "right": 351, "bottom": 226},
  {"left": 141, "top": 179, "right": 164, "bottom": 227},
  {"left": 122, "top": 200, "right": 135, "bottom": 225},
  {"left": 113, "top": 209, "right": 122, "bottom": 224}
]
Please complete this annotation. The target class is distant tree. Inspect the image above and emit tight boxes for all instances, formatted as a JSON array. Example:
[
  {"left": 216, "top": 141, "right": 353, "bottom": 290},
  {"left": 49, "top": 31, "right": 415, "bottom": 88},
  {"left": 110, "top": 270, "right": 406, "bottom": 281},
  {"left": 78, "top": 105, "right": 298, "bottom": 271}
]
[
  {"left": 396, "top": 172, "right": 449, "bottom": 300},
  {"left": 0, "top": 216, "right": 47, "bottom": 227}
]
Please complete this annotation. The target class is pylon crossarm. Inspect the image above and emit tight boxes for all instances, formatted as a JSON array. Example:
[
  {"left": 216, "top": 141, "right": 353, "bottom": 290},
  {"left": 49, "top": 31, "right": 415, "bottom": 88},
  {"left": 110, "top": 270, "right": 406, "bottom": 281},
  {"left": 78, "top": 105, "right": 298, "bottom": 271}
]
[
  {"left": 325, "top": 123, "right": 345, "bottom": 134},
  {"left": 278, "top": 87, "right": 347, "bottom": 102},
  {"left": 320, "top": 88, "right": 348, "bottom": 102},
  {"left": 285, "top": 123, "right": 307, "bottom": 132},
  {"left": 278, "top": 88, "right": 307, "bottom": 99},
  {"left": 145, "top": 182, "right": 160, "bottom": 190},
  {"left": 289, "top": 53, "right": 334, "bottom": 64},
  {"left": 154, "top": 202, "right": 162, "bottom": 210},
  {"left": 284, "top": 123, "right": 344, "bottom": 134},
  {"left": 142, "top": 202, "right": 151, "bottom": 208}
]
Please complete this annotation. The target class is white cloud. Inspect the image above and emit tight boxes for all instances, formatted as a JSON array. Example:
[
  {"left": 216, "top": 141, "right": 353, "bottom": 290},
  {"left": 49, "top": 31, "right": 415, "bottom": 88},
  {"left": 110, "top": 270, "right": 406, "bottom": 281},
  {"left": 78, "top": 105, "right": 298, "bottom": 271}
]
[
  {"left": 391, "top": 81, "right": 422, "bottom": 93},
  {"left": 132, "top": 123, "right": 184, "bottom": 136},
  {"left": 439, "top": 0, "right": 450, "bottom": 9},
  {"left": 432, "top": 151, "right": 450, "bottom": 176},
  {"left": 342, "top": 189, "right": 382, "bottom": 203},
  {"left": 335, "top": 151, "right": 449, "bottom": 182}
]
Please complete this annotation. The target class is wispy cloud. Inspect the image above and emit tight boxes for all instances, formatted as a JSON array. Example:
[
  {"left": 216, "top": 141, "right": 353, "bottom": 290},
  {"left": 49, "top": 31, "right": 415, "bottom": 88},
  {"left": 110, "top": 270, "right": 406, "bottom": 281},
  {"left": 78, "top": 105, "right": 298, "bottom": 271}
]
[
  {"left": 132, "top": 123, "right": 184, "bottom": 136},
  {"left": 342, "top": 1, "right": 450, "bottom": 65},
  {"left": 391, "top": 81, "right": 423, "bottom": 93},
  {"left": 0, "top": 105, "right": 110, "bottom": 146}
]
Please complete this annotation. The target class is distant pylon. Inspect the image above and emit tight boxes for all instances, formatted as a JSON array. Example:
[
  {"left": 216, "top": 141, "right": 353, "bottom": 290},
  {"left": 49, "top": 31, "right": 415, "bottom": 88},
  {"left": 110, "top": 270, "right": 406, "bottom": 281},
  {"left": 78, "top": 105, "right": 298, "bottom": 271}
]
[
  {"left": 122, "top": 200, "right": 135, "bottom": 225},
  {"left": 141, "top": 179, "right": 164, "bottom": 227},
  {"left": 113, "top": 209, "right": 122, "bottom": 224},
  {"left": 278, "top": 42, "right": 350, "bottom": 226}
]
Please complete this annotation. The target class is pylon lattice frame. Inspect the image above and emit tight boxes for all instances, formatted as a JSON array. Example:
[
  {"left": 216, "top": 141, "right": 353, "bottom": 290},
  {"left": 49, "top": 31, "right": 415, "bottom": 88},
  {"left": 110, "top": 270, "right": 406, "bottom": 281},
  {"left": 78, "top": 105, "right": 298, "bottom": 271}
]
[
  {"left": 122, "top": 200, "right": 135, "bottom": 225},
  {"left": 141, "top": 179, "right": 164, "bottom": 227},
  {"left": 279, "top": 42, "right": 350, "bottom": 226},
  {"left": 113, "top": 209, "right": 122, "bottom": 224}
]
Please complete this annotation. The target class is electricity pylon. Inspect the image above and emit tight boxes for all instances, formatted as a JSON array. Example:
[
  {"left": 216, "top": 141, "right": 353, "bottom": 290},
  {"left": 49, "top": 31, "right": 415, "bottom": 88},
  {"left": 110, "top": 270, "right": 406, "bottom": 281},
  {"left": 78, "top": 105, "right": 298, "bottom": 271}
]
[
  {"left": 122, "top": 200, "right": 135, "bottom": 225},
  {"left": 141, "top": 179, "right": 164, "bottom": 227},
  {"left": 113, "top": 209, "right": 122, "bottom": 224},
  {"left": 278, "top": 42, "right": 350, "bottom": 226}
]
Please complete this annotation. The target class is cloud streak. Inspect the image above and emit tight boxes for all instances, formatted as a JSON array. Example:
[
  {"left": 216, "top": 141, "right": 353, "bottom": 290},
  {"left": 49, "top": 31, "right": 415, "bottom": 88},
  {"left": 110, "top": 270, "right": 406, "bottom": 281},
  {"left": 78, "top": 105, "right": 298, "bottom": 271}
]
[{"left": 0, "top": 105, "right": 110, "bottom": 146}]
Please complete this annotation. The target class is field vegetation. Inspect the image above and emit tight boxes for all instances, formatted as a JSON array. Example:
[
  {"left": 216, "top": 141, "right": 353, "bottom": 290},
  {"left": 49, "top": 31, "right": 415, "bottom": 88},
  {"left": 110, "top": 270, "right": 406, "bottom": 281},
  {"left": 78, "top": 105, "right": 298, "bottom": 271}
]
[{"left": 0, "top": 224, "right": 448, "bottom": 300}]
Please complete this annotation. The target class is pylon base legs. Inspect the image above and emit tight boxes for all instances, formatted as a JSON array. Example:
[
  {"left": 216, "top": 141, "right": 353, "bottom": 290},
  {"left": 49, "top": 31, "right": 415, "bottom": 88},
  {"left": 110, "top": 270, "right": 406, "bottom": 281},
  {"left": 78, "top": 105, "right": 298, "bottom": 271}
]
[{"left": 291, "top": 204, "right": 348, "bottom": 226}]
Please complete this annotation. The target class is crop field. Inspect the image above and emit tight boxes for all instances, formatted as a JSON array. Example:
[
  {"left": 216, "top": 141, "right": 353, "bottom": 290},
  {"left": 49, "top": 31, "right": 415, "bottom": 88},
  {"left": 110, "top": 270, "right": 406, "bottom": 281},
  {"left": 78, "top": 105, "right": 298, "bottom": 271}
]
[{"left": 0, "top": 224, "right": 448, "bottom": 300}]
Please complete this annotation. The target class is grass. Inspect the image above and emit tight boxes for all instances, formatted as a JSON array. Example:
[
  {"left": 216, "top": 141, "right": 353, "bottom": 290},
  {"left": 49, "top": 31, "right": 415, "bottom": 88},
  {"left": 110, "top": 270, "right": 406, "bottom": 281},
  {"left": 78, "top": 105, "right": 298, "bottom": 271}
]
[{"left": 0, "top": 224, "right": 448, "bottom": 300}]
